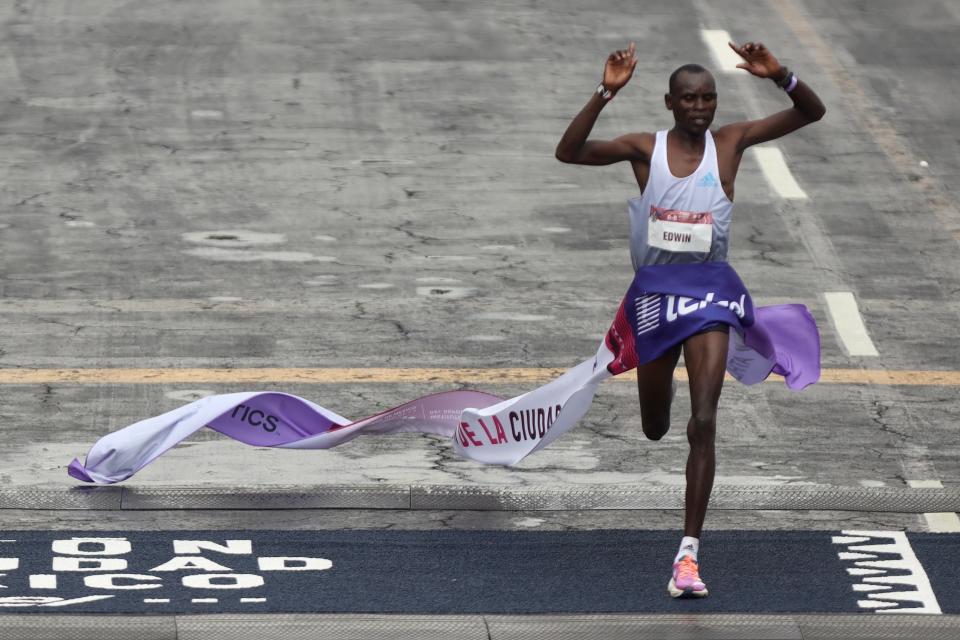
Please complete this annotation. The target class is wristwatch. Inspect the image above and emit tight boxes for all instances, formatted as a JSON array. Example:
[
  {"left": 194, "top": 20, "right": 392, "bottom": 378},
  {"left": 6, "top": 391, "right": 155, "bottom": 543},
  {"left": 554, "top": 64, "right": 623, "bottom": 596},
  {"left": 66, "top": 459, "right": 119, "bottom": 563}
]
[
  {"left": 596, "top": 82, "right": 614, "bottom": 100},
  {"left": 773, "top": 67, "right": 793, "bottom": 89}
]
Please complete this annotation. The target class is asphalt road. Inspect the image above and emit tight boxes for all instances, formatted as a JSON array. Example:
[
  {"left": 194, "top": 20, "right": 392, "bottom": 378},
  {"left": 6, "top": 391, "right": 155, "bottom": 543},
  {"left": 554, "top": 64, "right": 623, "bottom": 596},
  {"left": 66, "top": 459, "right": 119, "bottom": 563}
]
[{"left": 1, "top": 0, "right": 959, "bottom": 635}]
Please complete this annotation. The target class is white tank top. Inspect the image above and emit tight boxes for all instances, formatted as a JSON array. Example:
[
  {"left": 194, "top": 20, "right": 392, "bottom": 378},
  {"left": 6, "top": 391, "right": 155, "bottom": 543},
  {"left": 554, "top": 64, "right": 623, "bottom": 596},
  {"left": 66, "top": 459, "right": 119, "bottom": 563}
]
[{"left": 628, "top": 129, "right": 733, "bottom": 270}]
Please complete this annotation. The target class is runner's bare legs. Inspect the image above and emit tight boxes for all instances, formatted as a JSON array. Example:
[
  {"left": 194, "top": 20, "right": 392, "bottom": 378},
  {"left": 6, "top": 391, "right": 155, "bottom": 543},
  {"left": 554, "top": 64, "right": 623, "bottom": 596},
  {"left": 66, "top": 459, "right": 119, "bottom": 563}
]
[
  {"left": 637, "top": 329, "right": 728, "bottom": 536},
  {"left": 636, "top": 344, "right": 682, "bottom": 441},
  {"left": 681, "top": 328, "right": 729, "bottom": 537}
]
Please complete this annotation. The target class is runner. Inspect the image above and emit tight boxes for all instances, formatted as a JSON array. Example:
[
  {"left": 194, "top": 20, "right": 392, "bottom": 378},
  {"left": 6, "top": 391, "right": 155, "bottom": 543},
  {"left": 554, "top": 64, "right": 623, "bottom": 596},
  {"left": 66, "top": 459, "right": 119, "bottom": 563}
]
[{"left": 555, "top": 40, "right": 825, "bottom": 598}]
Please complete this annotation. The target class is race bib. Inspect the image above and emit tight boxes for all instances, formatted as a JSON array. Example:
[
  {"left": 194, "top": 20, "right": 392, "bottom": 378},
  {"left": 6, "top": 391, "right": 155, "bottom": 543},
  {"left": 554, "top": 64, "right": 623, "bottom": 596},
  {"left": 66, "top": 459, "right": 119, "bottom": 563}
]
[{"left": 648, "top": 206, "right": 714, "bottom": 253}]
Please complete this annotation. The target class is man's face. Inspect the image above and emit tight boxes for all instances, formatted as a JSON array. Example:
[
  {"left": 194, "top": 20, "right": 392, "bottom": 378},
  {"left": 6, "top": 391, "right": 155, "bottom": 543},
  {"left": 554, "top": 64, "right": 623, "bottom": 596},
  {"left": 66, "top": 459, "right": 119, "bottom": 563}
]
[{"left": 665, "top": 71, "right": 717, "bottom": 134}]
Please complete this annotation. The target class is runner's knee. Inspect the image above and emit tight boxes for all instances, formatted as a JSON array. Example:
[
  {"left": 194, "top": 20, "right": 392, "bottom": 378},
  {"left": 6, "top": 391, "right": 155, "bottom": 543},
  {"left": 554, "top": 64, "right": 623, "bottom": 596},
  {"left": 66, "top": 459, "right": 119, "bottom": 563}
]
[
  {"left": 686, "top": 412, "right": 716, "bottom": 446},
  {"left": 642, "top": 416, "right": 670, "bottom": 441}
]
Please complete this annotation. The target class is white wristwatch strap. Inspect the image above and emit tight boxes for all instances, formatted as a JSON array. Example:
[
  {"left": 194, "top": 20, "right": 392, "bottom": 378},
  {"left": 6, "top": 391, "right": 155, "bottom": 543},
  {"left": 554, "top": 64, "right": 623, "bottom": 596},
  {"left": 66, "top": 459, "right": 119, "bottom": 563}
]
[{"left": 596, "top": 82, "right": 614, "bottom": 100}]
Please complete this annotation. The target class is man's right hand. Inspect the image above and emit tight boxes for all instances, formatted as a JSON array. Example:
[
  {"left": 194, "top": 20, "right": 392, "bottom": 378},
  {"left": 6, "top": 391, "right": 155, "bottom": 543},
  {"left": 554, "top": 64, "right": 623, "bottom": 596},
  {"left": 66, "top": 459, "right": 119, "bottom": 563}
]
[{"left": 602, "top": 42, "right": 639, "bottom": 92}]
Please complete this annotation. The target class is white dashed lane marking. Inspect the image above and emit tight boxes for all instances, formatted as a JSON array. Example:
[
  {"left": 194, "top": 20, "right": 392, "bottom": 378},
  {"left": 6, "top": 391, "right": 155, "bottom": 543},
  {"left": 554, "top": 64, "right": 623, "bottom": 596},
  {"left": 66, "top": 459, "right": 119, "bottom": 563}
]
[
  {"left": 751, "top": 146, "right": 809, "bottom": 200},
  {"left": 824, "top": 291, "right": 879, "bottom": 357},
  {"left": 908, "top": 480, "right": 960, "bottom": 533},
  {"left": 190, "top": 109, "right": 223, "bottom": 119},
  {"left": 699, "top": 29, "right": 744, "bottom": 73}
]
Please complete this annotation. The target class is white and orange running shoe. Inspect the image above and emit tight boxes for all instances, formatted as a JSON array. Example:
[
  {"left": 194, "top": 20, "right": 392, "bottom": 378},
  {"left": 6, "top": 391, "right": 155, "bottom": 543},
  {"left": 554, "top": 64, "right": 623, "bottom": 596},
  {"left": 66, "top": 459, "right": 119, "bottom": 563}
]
[{"left": 668, "top": 554, "right": 709, "bottom": 598}]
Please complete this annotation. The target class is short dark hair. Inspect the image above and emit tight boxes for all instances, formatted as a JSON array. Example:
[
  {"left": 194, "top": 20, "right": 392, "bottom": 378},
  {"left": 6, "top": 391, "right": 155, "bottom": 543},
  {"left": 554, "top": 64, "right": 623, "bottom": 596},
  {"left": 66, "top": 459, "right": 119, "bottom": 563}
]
[{"left": 669, "top": 63, "right": 710, "bottom": 94}]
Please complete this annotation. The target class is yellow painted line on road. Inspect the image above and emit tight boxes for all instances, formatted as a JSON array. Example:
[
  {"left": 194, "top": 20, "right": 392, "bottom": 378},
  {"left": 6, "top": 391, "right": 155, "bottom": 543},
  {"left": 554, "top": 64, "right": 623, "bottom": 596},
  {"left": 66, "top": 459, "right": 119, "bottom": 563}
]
[{"left": 0, "top": 368, "right": 959, "bottom": 386}]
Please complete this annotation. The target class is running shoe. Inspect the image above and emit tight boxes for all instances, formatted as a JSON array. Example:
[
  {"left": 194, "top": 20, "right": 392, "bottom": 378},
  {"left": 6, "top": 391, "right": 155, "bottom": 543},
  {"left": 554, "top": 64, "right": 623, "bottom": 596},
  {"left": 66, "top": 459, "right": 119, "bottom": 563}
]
[{"left": 668, "top": 554, "right": 708, "bottom": 598}]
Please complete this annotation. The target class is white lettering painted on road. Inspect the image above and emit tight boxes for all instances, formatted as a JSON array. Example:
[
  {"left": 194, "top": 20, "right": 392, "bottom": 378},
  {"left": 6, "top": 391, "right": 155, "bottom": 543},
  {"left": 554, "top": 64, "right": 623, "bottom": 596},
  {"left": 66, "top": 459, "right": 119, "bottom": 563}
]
[
  {"left": 83, "top": 574, "right": 162, "bottom": 590},
  {"left": 824, "top": 292, "right": 879, "bottom": 357},
  {"left": 173, "top": 540, "right": 252, "bottom": 555},
  {"left": 150, "top": 556, "right": 233, "bottom": 572},
  {"left": 53, "top": 557, "right": 127, "bottom": 572},
  {"left": 0, "top": 536, "right": 332, "bottom": 609},
  {"left": 29, "top": 575, "right": 56, "bottom": 589},
  {"left": 833, "top": 530, "right": 941, "bottom": 614},
  {"left": 182, "top": 573, "right": 265, "bottom": 589},
  {"left": 52, "top": 537, "right": 131, "bottom": 556},
  {"left": 38, "top": 595, "right": 115, "bottom": 607},
  {"left": 751, "top": 146, "right": 809, "bottom": 200},
  {"left": 0, "top": 595, "right": 114, "bottom": 607},
  {"left": 699, "top": 29, "right": 744, "bottom": 73}
]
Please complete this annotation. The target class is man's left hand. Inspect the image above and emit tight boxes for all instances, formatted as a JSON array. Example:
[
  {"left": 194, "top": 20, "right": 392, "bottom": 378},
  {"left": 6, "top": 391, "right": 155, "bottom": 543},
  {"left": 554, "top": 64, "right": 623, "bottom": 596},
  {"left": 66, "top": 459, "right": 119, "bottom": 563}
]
[{"left": 727, "top": 41, "right": 785, "bottom": 80}]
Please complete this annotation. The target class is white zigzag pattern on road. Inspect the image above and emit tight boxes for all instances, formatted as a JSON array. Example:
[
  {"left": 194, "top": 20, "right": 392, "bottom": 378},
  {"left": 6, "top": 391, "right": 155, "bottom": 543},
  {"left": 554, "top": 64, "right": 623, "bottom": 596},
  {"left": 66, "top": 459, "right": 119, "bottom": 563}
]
[{"left": 833, "top": 530, "right": 941, "bottom": 614}]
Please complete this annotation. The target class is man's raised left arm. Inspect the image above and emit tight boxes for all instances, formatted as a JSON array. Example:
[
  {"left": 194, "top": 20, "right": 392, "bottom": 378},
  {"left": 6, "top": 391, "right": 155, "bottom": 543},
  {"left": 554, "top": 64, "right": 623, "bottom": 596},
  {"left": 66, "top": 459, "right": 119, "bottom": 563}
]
[{"left": 722, "top": 41, "right": 826, "bottom": 151}]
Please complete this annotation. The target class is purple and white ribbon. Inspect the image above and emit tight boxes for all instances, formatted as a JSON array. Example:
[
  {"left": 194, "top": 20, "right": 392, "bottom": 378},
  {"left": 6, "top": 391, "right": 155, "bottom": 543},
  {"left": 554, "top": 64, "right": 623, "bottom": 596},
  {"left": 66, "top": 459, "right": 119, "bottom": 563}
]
[{"left": 69, "top": 262, "right": 820, "bottom": 484}]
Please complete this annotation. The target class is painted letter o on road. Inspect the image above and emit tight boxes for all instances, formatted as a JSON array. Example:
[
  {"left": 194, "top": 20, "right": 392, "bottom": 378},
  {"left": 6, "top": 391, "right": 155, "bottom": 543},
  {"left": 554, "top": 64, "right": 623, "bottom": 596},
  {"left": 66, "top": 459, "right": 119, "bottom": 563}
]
[
  {"left": 181, "top": 573, "right": 264, "bottom": 589},
  {"left": 52, "top": 537, "right": 132, "bottom": 556}
]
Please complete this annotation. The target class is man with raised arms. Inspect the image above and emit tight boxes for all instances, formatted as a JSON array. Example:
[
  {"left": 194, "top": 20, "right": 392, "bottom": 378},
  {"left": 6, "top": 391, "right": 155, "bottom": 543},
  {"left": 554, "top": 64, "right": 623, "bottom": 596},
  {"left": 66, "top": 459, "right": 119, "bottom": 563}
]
[{"left": 555, "top": 41, "right": 825, "bottom": 597}]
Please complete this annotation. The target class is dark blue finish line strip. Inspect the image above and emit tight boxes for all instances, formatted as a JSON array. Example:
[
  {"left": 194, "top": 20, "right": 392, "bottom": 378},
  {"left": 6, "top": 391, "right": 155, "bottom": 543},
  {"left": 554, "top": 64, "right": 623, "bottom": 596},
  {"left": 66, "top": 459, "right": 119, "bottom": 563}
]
[
  {"left": 0, "top": 530, "right": 955, "bottom": 614},
  {"left": 907, "top": 533, "right": 960, "bottom": 613}
]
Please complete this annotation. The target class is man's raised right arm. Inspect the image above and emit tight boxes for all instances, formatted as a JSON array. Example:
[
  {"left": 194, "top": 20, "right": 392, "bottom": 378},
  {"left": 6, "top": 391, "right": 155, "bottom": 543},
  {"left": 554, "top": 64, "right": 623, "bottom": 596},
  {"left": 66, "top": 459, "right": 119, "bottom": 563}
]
[
  {"left": 555, "top": 94, "right": 649, "bottom": 165},
  {"left": 555, "top": 43, "right": 648, "bottom": 166}
]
